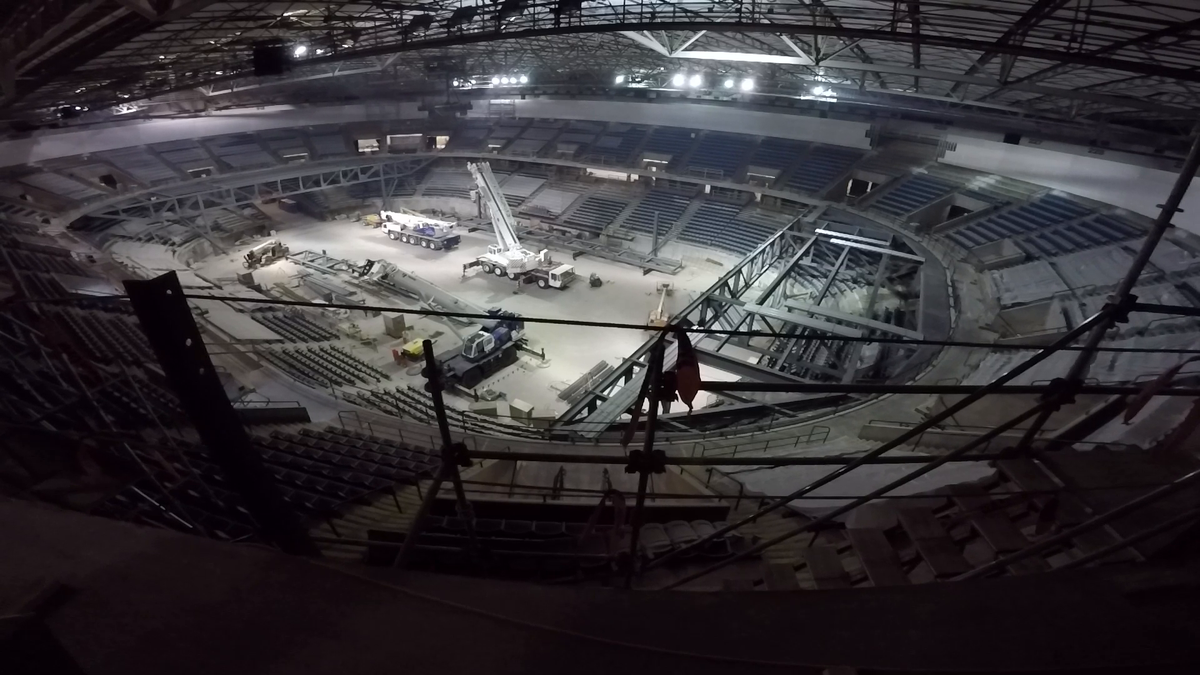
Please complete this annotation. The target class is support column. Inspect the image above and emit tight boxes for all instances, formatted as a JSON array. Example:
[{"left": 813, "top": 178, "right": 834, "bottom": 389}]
[{"left": 125, "top": 271, "right": 318, "bottom": 556}]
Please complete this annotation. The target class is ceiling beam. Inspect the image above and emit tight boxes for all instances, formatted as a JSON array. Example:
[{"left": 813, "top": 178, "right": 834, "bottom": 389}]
[{"left": 947, "top": 0, "right": 1071, "bottom": 96}]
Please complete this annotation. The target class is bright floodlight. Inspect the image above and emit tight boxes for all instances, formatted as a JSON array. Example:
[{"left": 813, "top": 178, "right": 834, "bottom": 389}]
[
  {"left": 615, "top": 74, "right": 625, "bottom": 84},
  {"left": 492, "top": 76, "right": 501, "bottom": 85},
  {"left": 518, "top": 74, "right": 528, "bottom": 84},
  {"left": 671, "top": 73, "right": 685, "bottom": 87},
  {"left": 293, "top": 44, "right": 307, "bottom": 58},
  {"left": 741, "top": 77, "right": 754, "bottom": 91},
  {"left": 723, "top": 78, "right": 734, "bottom": 89},
  {"left": 501, "top": 76, "right": 510, "bottom": 84},
  {"left": 812, "top": 85, "right": 829, "bottom": 96},
  {"left": 688, "top": 74, "right": 702, "bottom": 87}
]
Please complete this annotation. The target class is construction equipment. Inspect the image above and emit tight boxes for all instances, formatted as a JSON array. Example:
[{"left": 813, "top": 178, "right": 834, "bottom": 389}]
[
  {"left": 243, "top": 239, "right": 288, "bottom": 269},
  {"left": 440, "top": 309, "right": 526, "bottom": 388},
  {"left": 648, "top": 282, "right": 672, "bottom": 328},
  {"left": 463, "top": 161, "right": 576, "bottom": 290},
  {"left": 380, "top": 208, "right": 461, "bottom": 250}
]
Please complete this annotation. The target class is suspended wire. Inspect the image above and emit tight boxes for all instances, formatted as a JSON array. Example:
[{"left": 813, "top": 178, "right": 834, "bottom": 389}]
[{"left": 12, "top": 291, "right": 1200, "bottom": 356}]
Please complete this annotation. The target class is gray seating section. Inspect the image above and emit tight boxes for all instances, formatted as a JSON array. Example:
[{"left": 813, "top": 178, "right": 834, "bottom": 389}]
[
  {"left": 309, "top": 130, "right": 350, "bottom": 158},
  {"left": 505, "top": 139, "right": 545, "bottom": 156},
  {"left": 9, "top": 248, "right": 91, "bottom": 276},
  {"left": 1144, "top": 238, "right": 1200, "bottom": 273},
  {"left": 500, "top": 174, "right": 545, "bottom": 206},
  {"left": 250, "top": 310, "right": 338, "bottom": 342},
  {"left": 260, "top": 344, "right": 391, "bottom": 388},
  {"left": 448, "top": 126, "right": 489, "bottom": 151},
  {"left": 1052, "top": 245, "right": 1138, "bottom": 291},
  {"left": 421, "top": 169, "right": 474, "bottom": 198},
  {"left": 20, "top": 172, "right": 107, "bottom": 201},
  {"left": 48, "top": 306, "right": 155, "bottom": 364},
  {"left": 989, "top": 260, "right": 1070, "bottom": 306},
  {"left": 687, "top": 133, "right": 754, "bottom": 178},
  {"left": 151, "top": 140, "right": 214, "bottom": 172},
  {"left": 642, "top": 127, "right": 698, "bottom": 161},
  {"left": 747, "top": 138, "right": 805, "bottom": 171},
  {"left": 97, "top": 147, "right": 180, "bottom": 183},
  {"left": 206, "top": 134, "right": 275, "bottom": 169},
  {"left": 873, "top": 175, "right": 956, "bottom": 216},
  {"left": 563, "top": 194, "right": 629, "bottom": 233},
  {"left": 260, "top": 129, "right": 309, "bottom": 158},
  {"left": 524, "top": 187, "right": 583, "bottom": 216},
  {"left": 622, "top": 190, "right": 692, "bottom": 235},
  {"left": 587, "top": 125, "right": 647, "bottom": 163},
  {"left": 1070, "top": 283, "right": 1195, "bottom": 336},
  {"left": 949, "top": 194, "right": 1092, "bottom": 250},
  {"left": 677, "top": 201, "right": 754, "bottom": 253},
  {"left": 786, "top": 145, "right": 864, "bottom": 193}
]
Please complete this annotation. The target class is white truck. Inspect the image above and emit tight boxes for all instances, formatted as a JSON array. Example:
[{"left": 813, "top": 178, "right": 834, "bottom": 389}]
[
  {"left": 379, "top": 209, "right": 461, "bottom": 250},
  {"left": 463, "top": 161, "right": 576, "bottom": 290}
]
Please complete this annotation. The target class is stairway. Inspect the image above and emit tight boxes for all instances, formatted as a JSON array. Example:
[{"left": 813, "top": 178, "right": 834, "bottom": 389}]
[{"left": 311, "top": 483, "right": 427, "bottom": 561}]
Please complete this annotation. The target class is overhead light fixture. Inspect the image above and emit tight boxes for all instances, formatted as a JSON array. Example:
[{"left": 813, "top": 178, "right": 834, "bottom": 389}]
[
  {"left": 518, "top": 74, "right": 528, "bottom": 84},
  {"left": 741, "top": 78, "right": 755, "bottom": 91},
  {"left": 215, "top": 71, "right": 224, "bottom": 75},
  {"left": 688, "top": 74, "right": 702, "bottom": 87},
  {"left": 491, "top": 76, "right": 500, "bottom": 85},
  {"left": 671, "top": 73, "right": 685, "bottom": 87},
  {"left": 452, "top": 78, "right": 460, "bottom": 86},
  {"left": 615, "top": 74, "right": 625, "bottom": 85},
  {"left": 293, "top": 44, "right": 307, "bottom": 58},
  {"left": 722, "top": 78, "right": 734, "bottom": 89},
  {"left": 501, "top": 76, "right": 510, "bottom": 84},
  {"left": 315, "top": 48, "right": 324, "bottom": 55},
  {"left": 812, "top": 85, "right": 831, "bottom": 97}
]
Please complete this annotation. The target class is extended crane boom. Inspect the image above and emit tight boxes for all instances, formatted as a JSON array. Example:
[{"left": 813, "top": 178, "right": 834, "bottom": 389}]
[
  {"left": 468, "top": 161, "right": 523, "bottom": 253},
  {"left": 464, "top": 161, "right": 577, "bottom": 290}
]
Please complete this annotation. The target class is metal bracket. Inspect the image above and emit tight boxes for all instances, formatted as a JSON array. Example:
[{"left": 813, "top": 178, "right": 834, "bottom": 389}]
[
  {"left": 625, "top": 449, "right": 667, "bottom": 474},
  {"left": 1105, "top": 292, "right": 1139, "bottom": 325}
]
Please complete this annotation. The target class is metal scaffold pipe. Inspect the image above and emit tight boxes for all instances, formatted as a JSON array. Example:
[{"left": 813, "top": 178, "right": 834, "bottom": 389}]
[
  {"left": 641, "top": 310, "right": 1107, "bottom": 574},
  {"left": 1012, "top": 121, "right": 1200, "bottom": 453}
]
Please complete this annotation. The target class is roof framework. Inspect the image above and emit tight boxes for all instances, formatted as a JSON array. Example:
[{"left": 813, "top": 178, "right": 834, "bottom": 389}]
[{"left": 3, "top": 1, "right": 1200, "bottom": 135}]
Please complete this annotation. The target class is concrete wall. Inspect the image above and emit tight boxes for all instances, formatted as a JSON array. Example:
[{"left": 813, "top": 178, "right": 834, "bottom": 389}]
[{"left": 941, "top": 134, "right": 1199, "bottom": 232}]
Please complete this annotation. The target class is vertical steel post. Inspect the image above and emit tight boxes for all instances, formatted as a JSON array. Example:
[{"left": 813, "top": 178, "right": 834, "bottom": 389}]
[
  {"left": 125, "top": 272, "right": 317, "bottom": 555},
  {"left": 1013, "top": 123, "right": 1200, "bottom": 454},
  {"left": 625, "top": 339, "right": 665, "bottom": 588},
  {"left": 396, "top": 339, "right": 478, "bottom": 567}
]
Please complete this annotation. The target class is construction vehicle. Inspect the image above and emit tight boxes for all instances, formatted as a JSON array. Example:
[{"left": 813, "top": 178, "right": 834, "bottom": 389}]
[
  {"left": 440, "top": 309, "right": 526, "bottom": 388},
  {"left": 243, "top": 239, "right": 288, "bottom": 269},
  {"left": 648, "top": 283, "right": 672, "bottom": 328},
  {"left": 380, "top": 208, "right": 461, "bottom": 250},
  {"left": 463, "top": 161, "right": 576, "bottom": 290}
]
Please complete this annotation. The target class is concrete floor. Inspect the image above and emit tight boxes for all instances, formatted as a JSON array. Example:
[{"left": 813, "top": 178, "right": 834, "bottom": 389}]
[{"left": 193, "top": 214, "right": 747, "bottom": 418}]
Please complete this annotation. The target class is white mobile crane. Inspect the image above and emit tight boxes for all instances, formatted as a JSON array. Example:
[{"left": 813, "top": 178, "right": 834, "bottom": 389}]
[
  {"left": 379, "top": 208, "right": 461, "bottom": 250},
  {"left": 464, "top": 161, "right": 576, "bottom": 290}
]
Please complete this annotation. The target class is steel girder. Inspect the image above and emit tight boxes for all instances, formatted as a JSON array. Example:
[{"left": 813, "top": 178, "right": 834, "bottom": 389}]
[
  {"left": 554, "top": 218, "right": 809, "bottom": 432},
  {"left": 88, "top": 157, "right": 430, "bottom": 221}
]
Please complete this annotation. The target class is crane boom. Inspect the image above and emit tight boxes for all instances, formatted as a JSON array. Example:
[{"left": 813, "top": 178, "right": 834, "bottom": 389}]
[{"left": 468, "top": 161, "right": 522, "bottom": 253}]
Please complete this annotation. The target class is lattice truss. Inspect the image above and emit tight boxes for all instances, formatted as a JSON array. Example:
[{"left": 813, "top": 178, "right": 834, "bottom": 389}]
[{"left": 3, "top": 1, "right": 1200, "bottom": 132}]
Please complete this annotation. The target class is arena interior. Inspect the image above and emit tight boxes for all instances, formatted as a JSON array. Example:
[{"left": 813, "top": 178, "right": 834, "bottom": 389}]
[{"left": 5, "top": 2, "right": 1200, "bottom": 673}]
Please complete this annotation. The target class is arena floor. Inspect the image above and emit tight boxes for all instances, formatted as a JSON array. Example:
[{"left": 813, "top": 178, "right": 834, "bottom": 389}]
[{"left": 192, "top": 213, "right": 748, "bottom": 418}]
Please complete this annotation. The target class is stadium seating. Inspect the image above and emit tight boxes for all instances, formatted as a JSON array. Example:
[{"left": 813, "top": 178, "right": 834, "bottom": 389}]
[
  {"left": 250, "top": 309, "right": 339, "bottom": 342},
  {"left": 621, "top": 190, "right": 692, "bottom": 235},
  {"left": 586, "top": 124, "right": 647, "bottom": 164},
  {"left": 686, "top": 133, "right": 754, "bottom": 179},
  {"left": 747, "top": 138, "right": 806, "bottom": 171},
  {"left": 205, "top": 134, "right": 275, "bottom": 169},
  {"left": 260, "top": 345, "right": 390, "bottom": 388},
  {"left": 872, "top": 175, "right": 957, "bottom": 217},
  {"left": 421, "top": 169, "right": 474, "bottom": 198},
  {"left": 641, "top": 127, "right": 698, "bottom": 162},
  {"left": 676, "top": 201, "right": 746, "bottom": 252},
  {"left": 786, "top": 146, "right": 864, "bottom": 194},
  {"left": 500, "top": 174, "right": 546, "bottom": 207},
  {"left": 949, "top": 194, "right": 1093, "bottom": 249},
  {"left": 563, "top": 194, "right": 630, "bottom": 233}
]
